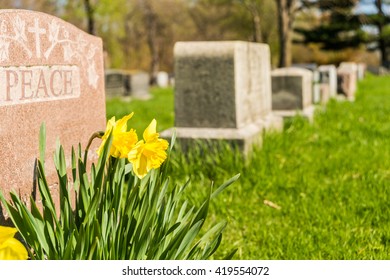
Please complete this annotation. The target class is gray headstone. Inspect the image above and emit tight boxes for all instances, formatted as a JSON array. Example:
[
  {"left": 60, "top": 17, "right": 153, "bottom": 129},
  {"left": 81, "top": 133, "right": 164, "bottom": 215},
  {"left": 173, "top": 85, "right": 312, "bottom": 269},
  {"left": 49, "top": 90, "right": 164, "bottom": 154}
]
[
  {"left": 312, "top": 70, "right": 321, "bottom": 104},
  {"left": 357, "top": 63, "right": 366, "bottom": 80},
  {"left": 337, "top": 62, "right": 357, "bottom": 101},
  {"left": 105, "top": 69, "right": 151, "bottom": 99},
  {"left": 105, "top": 69, "right": 129, "bottom": 97},
  {"left": 292, "top": 63, "right": 317, "bottom": 72},
  {"left": 271, "top": 67, "right": 315, "bottom": 121},
  {"left": 161, "top": 41, "right": 282, "bottom": 153},
  {"left": 318, "top": 65, "right": 337, "bottom": 98},
  {"left": 156, "top": 71, "right": 169, "bottom": 88},
  {"left": 128, "top": 71, "right": 151, "bottom": 99}
]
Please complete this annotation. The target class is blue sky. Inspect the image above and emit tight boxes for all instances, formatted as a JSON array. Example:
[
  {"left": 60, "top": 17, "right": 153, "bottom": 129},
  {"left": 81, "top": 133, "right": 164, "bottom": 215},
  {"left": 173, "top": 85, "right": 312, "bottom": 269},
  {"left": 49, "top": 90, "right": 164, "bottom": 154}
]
[{"left": 354, "top": 1, "right": 390, "bottom": 14}]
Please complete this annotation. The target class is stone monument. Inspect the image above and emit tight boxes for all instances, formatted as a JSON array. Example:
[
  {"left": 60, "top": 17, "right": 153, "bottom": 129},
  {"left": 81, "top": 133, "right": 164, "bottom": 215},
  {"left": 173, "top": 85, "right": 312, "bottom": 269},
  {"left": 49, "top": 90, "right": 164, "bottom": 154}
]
[
  {"left": 271, "top": 67, "right": 315, "bottom": 121},
  {"left": 0, "top": 10, "right": 106, "bottom": 221},
  {"left": 161, "top": 41, "right": 282, "bottom": 154}
]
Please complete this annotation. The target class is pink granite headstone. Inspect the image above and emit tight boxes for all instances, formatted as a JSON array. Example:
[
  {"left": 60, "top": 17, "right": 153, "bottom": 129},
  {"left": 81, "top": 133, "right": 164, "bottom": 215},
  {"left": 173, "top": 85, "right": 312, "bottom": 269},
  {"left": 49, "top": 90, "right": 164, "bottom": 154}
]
[{"left": 0, "top": 10, "right": 106, "bottom": 220}]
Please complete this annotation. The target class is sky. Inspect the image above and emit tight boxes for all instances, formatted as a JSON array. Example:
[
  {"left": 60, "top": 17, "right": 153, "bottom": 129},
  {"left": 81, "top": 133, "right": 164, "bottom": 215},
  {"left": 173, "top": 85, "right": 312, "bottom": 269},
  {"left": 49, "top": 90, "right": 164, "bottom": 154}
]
[{"left": 354, "top": 1, "right": 390, "bottom": 14}]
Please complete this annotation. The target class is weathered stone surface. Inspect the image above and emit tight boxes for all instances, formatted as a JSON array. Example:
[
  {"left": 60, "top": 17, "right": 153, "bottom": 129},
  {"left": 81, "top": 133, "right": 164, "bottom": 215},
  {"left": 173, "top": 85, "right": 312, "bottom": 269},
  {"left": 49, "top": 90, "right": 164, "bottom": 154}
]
[
  {"left": 313, "top": 70, "right": 321, "bottom": 104},
  {"left": 156, "top": 71, "right": 169, "bottom": 88},
  {"left": 271, "top": 67, "right": 315, "bottom": 121},
  {"left": 105, "top": 69, "right": 150, "bottom": 99},
  {"left": 337, "top": 62, "right": 357, "bottom": 101},
  {"left": 357, "top": 63, "right": 366, "bottom": 80},
  {"left": 292, "top": 63, "right": 317, "bottom": 72},
  {"left": 271, "top": 67, "right": 313, "bottom": 110},
  {"left": 0, "top": 10, "right": 106, "bottom": 220},
  {"left": 161, "top": 41, "right": 282, "bottom": 153},
  {"left": 318, "top": 65, "right": 337, "bottom": 98},
  {"left": 174, "top": 41, "right": 273, "bottom": 128},
  {"left": 128, "top": 70, "right": 150, "bottom": 99},
  {"left": 105, "top": 69, "right": 129, "bottom": 97}
]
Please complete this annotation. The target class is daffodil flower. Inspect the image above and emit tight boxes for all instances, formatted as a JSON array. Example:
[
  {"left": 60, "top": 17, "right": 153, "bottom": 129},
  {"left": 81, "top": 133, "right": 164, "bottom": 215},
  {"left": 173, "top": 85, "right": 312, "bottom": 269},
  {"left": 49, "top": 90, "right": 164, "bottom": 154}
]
[
  {"left": 128, "top": 119, "right": 169, "bottom": 179},
  {"left": 97, "top": 113, "right": 138, "bottom": 158},
  {"left": 0, "top": 226, "right": 28, "bottom": 260}
]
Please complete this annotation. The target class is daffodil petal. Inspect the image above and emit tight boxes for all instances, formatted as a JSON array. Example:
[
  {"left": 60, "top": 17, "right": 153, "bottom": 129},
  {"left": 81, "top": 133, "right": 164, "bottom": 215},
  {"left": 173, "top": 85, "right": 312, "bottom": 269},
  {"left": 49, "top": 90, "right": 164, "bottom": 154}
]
[
  {"left": 115, "top": 113, "right": 134, "bottom": 133},
  {"left": 0, "top": 226, "right": 17, "bottom": 244},
  {"left": 0, "top": 238, "right": 28, "bottom": 260},
  {"left": 143, "top": 119, "right": 158, "bottom": 142}
]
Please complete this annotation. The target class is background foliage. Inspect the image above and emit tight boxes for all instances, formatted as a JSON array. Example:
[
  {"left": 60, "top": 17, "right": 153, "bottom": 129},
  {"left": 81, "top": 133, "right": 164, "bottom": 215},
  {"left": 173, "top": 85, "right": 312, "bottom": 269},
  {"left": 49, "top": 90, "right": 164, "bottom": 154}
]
[{"left": 0, "top": 0, "right": 388, "bottom": 71}]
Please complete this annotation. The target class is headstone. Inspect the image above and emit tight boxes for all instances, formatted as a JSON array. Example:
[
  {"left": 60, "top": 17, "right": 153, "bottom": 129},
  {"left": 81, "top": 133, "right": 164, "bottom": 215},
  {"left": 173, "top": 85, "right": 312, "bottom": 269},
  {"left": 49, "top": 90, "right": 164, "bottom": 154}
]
[
  {"left": 292, "top": 63, "right": 323, "bottom": 105},
  {"left": 156, "top": 71, "right": 169, "bottom": 87},
  {"left": 161, "top": 41, "right": 282, "bottom": 154},
  {"left": 337, "top": 62, "right": 357, "bottom": 101},
  {"left": 292, "top": 63, "right": 317, "bottom": 72},
  {"left": 0, "top": 10, "right": 106, "bottom": 220},
  {"left": 128, "top": 71, "right": 151, "bottom": 99},
  {"left": 357, "top": 63, "right": 366, "bottom": 80},
  {"left": 169, "top": 76, "right": 175, "bottom": 87},
  {"left": 105, "top": 69, "right": 130, "bottom": 97},
  {"left": 318, "top": 65, "right": 337, "bottom": 98},
  {"left": 105, "top": 69, "right": 151, "bottom": 99},
  {"left": 271, "top": 67, "right": 315, "bottom": 121},
  {"left": 312, "top": 70, "right": 321, "bottom": 104}
]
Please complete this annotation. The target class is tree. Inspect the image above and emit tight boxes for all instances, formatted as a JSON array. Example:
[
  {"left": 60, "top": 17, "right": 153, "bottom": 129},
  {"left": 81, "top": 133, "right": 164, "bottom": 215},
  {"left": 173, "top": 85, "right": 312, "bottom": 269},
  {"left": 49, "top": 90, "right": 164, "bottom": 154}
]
[
  {"left": 235, "top": 0, "right": 278, "bottom": 43},
  {"left": 360, "top": 0, "right": 390, "bottom": 67},
  {"left": 275, "top": 0, "right": 300, "bottom": 67},
  {"left": 296, "top": 0, "right": 390, "bottom": 67},
  {"left": 295, "top": 1, "right": 365, "bottom": 51},
  {"left": 83, "top": 0, "right": 96, "bottom": 35}
]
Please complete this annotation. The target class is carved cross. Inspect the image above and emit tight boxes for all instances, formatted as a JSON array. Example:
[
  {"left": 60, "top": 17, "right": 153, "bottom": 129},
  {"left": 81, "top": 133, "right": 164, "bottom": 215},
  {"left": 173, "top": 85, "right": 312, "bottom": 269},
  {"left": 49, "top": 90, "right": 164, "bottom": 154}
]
[{"left": 28, "top": 18, "right": 46, "bottom": 58}]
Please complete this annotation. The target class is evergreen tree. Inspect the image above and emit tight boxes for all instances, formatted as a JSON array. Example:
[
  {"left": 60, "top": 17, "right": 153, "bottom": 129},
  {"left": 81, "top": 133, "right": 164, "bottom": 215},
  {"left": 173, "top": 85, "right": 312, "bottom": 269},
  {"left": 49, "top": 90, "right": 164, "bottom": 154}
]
[
  {"left": 295, "top": 0, "right": 366, "bottom": 51},
  {"left": 359, "top": 0, "right": 390, "bottom": 67},
  {"left": 296, "top": 0, "right": 390, "bottom": 67}
]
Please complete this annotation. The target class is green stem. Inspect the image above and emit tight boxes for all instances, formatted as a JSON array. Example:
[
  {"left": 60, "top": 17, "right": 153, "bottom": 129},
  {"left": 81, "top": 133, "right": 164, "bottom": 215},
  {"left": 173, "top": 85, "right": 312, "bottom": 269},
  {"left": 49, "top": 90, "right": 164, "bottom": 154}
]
[{"left": 84, "top": 131, "right": 104, "bottom": 164}]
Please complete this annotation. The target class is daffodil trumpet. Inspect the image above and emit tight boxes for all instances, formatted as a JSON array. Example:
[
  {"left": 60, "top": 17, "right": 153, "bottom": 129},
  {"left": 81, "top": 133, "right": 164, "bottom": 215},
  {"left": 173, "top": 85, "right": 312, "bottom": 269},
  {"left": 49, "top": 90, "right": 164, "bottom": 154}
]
[{"left": 95, "top": 113, "right": 169, "bottom": 179}]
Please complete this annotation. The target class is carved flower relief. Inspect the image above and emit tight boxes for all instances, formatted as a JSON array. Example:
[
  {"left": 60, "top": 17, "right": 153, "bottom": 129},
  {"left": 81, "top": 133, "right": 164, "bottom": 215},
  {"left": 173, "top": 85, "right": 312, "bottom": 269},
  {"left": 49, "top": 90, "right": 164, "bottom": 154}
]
[
  {"left": 13, "top": 16, "right": 27, "bottom": 42},
  {"left": 0, "top": 20, "right": 7, "bottom": 34},
  {"left": 76, "top": 34, "right": 87, "bottom": 52},
  {"left": 0, "top": 20, "right": 9, "bottom": 61},
  {"left": 63, "top": 29, "right": 69, "bottom": 39},
  {"left": 63, "top": 42, "right": 74, "bottom": 62},
  {"left": 86, "top": 45, "right": 96, "bottom": 60},
  {"left": 87, "top": 61, "right": 99, "bottom": 88},
  {"left": 0, "top": 39, "right": 10, "bottom": 62},
  {"left": 48, "top": 20, "right": 60, "bottom": 43}
]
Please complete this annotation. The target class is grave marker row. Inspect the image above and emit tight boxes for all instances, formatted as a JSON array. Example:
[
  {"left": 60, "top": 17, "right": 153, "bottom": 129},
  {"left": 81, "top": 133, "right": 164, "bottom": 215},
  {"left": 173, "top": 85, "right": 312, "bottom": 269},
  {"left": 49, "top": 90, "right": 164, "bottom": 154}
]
[
  {"left": 162, "top": 42, "right": 365, "bottom": 152},
  {"left": 0, "top": 10, "right": 365, "bottom": 222},
  {"left": 105, "top": 69, "right": 150, "bottom": 99}
]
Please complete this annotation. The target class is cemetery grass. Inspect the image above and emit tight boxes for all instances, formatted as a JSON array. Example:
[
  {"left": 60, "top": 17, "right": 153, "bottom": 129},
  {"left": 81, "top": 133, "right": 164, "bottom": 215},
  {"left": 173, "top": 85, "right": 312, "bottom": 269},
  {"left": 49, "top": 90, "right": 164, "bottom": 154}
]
[
  {"left": 106, "top": 75, "right": 390, "bottom": 259},
  {"left": 106, "top": 87, "right": 174, "bottom": 133}
]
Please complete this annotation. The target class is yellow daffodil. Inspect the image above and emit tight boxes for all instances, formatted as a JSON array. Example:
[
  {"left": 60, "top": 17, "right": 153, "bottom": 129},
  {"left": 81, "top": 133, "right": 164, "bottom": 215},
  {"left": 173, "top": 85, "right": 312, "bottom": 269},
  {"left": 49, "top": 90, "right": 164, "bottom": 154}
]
[
  {"left": 97, "top": 113, "right": 138, "bottom": 158},
  {"left": 128, "top": 119, "right": 169, "bottom": 179},
  {"left": 0, "top": 226, "right": 28, "bottom": 260}
]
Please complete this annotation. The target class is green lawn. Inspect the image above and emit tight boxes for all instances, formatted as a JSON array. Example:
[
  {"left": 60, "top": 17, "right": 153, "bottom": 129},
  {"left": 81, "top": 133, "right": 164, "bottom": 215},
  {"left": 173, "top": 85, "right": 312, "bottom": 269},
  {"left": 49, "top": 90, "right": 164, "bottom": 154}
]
[
  {"left": 106, "top": 87, "right": 174, "bottom": 134},
  {"left": 106, "top": 74, "right": 390, "bottom": 259}
]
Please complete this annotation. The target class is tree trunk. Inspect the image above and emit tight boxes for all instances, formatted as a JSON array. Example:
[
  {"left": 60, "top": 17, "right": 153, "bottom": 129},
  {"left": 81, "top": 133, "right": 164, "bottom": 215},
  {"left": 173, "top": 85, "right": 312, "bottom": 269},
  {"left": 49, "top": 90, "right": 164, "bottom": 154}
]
[
  {"left": 276, "top": 0, "right": 296, "bottom": 67},
  {"left": 243, "top": 2, "right": 263, "bottom": 43},
  {"left": 252, "top": 11, "right": 263, "bottom": 42},
  {"left": 83, "top": 0, "right": 95, "bottom": 35},
  {"left": 139, "top": 0, "right": 159, "bottom": 85},
  {"left": 376, "top": 0, "right": 389, "bottom": 68}
]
